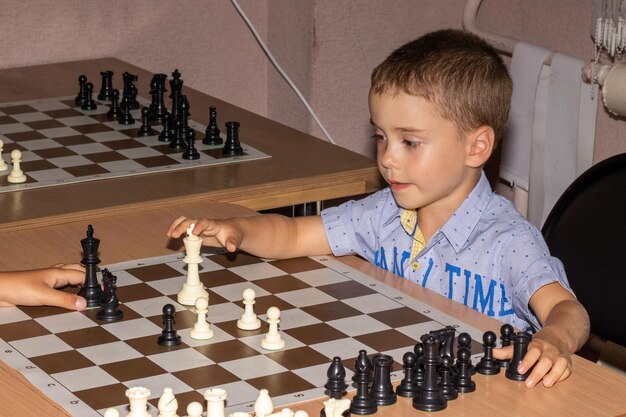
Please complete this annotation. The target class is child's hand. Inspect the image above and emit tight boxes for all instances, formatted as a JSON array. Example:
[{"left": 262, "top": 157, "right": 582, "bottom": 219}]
[
  {"left": 167, "top": 216, "right": 243, "bottom": 252},
  {"left": 0, "top": 264, "right": 87, "bottom": 310}
]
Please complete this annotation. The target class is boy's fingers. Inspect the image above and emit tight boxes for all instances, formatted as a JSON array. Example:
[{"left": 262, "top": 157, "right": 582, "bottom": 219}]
[
  {"left": 167, "top": 216, "right": 192, "bottom": 237},
  {"left": 41, "top": 288, "right": 86, "bottom": 311},
  {"left": 49, "top": 269, "right": 86, "bottom": 288},
  {"left": 492, "top": 345, "right": 513, "bottom": 360}
]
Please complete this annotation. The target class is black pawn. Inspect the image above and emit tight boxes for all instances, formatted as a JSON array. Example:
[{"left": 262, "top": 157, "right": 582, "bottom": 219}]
[
  {"left": 98, "top": 70, "right": 114, "bottom": 101},
  {"left": 497, "top": 323, "right": 514, "bottom": 367},
  {"left": 412, "top": 333, "right": 446, "bottom": 412},
  {"left": 439, "top": 356, "right": 458, "bottom": 401},
  {"left": 182, "top": 129, "right": 200, "bottom": 160},
  {"left": 77, "top": 225, "right": 103, "bottom": 308},
  {"left": 75, "top": 74, "right": 87, "bottom": 105},
  {"left": 222, "top": 121, "right": 243, "bottom": 156},
  {"left": 476, "top": 330, "right": 501, "bottom": 375},
  {"left": 321, "top": 357, "right": 349, "bottom": 417},
  {"left": 349, "top": 351, "right": 376, "bottom": 415},
  {"left": 505, "top": 332, "right": 533, "bottom": 381},
  {"left": 413, "top": 342, "right": 425, "bottom": 388},
  {"left": 107, "top": 89, "right": 122, "bottom": 120},
  {"left": 96, "top": 269, "right": 123, "bottom": 322},
  {"left": 169, "top": 118, "right": 186, "bottom": 150},
  {"left": 157, "top": 304, "right": 182, "bottom": 346},
  {"left": 203, "top": 106, "right": 223, "bottom": 145},
  {"left": 369, "top": 354, "right": 397, "bottom": 406},
  {"left": 455, "top": 332, "right": 476, "bottom": 376},
  {"left": 118, "top": 96, "right": 135, "bottom": 125},
  {"left": 454, "top": 348, "right": 476, "bottom": 393},
  {"left": 158, "top": 115, "right": 174, "bottom": 142},
  {"left": 137, "top": 107, "right": 156, "bottom": 136},
  {"left": 81, "top": 82, "right": 97, "bottom": 111},
  {"left": 395, "top": 351, "right": 419, "bottom": 398}
]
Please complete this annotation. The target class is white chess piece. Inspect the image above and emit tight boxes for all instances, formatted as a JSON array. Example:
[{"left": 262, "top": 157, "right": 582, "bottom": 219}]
[
  {"left": 254, "top": 389, "right": 274, "bottom": 417},
  {"left": 204, "top": 387, "right": 227, "bottom": 417},
  {"left": 177, "top": 223, "right": 209, "bottom": 305},
  {"left": 7, "top": 149, "right": 26, "bottom": 183},
  {"left": 125, "top": 386, "right": 151, "bottom": 417},
  {"left": 266, "top": 408, "right": 295, "bottom": 417},
  {"left": 322, "top": 398, "right": 351, "bottom": 417},
  {"left": 237, "top": 288, "right": 261, "bottom": 330},
  {"left": 190, "top": 296, "right": 214, "bottom": 339},
  {"left": 0, "top": 139, "right": 8, "bottom": 171},
  {"left": 261, "top": 306, "right": 285, "bottom": 350},
  {"left": 157, "top": 387, "right": 178, "bottom": 417},
  {"left": 186, "top": 401, "right": 203, "bottom": 417},
  {"left": 103, "top": 409, "right": 120, "bottom": 417},
  {"left": 294, "top": 412, "right": 309, "bottom": 417}
]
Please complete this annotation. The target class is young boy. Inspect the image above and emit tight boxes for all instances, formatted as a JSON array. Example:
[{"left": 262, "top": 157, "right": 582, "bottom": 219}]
[
  {"left": 167, "top": 29, "right": 589, "bottom": 389},
  {"left": 0, "top": 264, "right": 86, "bottom": 310}
]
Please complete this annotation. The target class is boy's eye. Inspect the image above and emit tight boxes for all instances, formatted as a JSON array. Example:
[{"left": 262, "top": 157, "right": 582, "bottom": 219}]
[
  {"left": 403, "top": 139, "right": 421, "bottom": 148},
  {"left": 371, "top": 133, "right": 387, "bottom": 142}
]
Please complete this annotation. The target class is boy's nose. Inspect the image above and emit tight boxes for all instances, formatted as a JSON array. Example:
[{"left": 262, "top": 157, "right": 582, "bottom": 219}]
[{"left": 378, "top": 143, "right": 397, "bottom": 169}]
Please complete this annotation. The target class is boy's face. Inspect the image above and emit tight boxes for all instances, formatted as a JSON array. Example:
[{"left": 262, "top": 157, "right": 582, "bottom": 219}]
[{"left": 369, "top": 91, "right": 477, "bottom": 213}]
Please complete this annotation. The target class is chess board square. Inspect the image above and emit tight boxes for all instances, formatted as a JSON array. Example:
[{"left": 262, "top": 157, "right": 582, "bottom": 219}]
[
  {"left": 29, "top": 349, "right": 95, "bottom": 374},
  {"left": 32, "top": 146, "right": 77, "bottom": 159},
  {"left": 48, "top": 154, "right": 92, "bottom": 168},
  {"left": 64, "top": 163, "right": 110, "bottom": 177},
  {"left": 116, "top": 282, "right": 167, "bottom": 302},
  {"left": 327, "top": 315, "right": 391, "bottom": 337},
  {"left": 1, "top": 104, "right": 38, "bottom": 114},
  {"left": 207, "top": 289, "right": 230, "bottom": 306},
  {"left": 0, "top": 123, "right": 30, "bottom": 134},
  {"left": 201, "top": 148, "right": 227, "bottom": 158},
  {"left": 309, "top": 337, "right": 373, "bottom": 361},
  {"left": 72, "top": 123, "right": 115, "bottom": 134},
  {"left": 125, "top": 374, "right": 193, "bottom": 399},
  {"left": 25, "top": 168, "right": 68, "bottom": 181},
  {"left": 291, "top": 362, "right": 340, "bottom": 389},
  {"left": 124, "top": 295, "right": 186, "bottom": 321},
  {"left": 317, "top": 280, "right": 378, "bottom": 300},
  {"left": 57, "top": 325, "right": 121, "bottom": 349},
  {"left": 133, "top": 154, "right": 180, "bottom": 168},
  {"left": 268, "top": 257, "right": 326, "bottom": 274},
  {"left": 219, "top": 355, "right": 288, "bottom": 380},
  {"left": 209, "top": 282, "right": 270, "bottom": 302},
  {"left": 152, "top": 143, "right": 183, "bottom": 155},
  {"left": 78, "top": 341, "right": 143, "bottom": 365},
  {"left": 4, "top": 130, "right": 45, "bottom": 141},
  {"left": 264, "top": 346, "right": 330, "bottom": 370},
  {"left": 44, "top": 108, "right": 84, "bottom": 118},
  {"left": 88, "top": 130, "right": 132, "bottom": 142},
  {"left": 148, "top": 391, "right": 206, "bottom": 412},
  {"left": 0, "top": 115, "right": 19, "bottom": 125},
  {"left": 178, "top": 324, "right": 235, "bottom": 347},
  {"left": 147, "top": 309, "right": 197, "bottom": 330},
  {"left": 105, "top": 138, "right": 145, "bottom": 150},
  {"left": 0, "top": 307, "right": 30, "bottom": 324},
  {"left": 126, "top": 334, "right": 189, "bottom": 356},
  {"left": 302, "top": 301, "right": 362, "bottom": 322},
  {"left": 173, "top": 363, "right": 240, "bottom": 389},
  {"left": 75, "top": 383, "right": 129, "bottom": 411},
  {"left": 53, "top": 366, "right": 120, "bottom": 392},
  {"left": 18, "top": 138, "right": 63, "bottom": 151},
  {"left": 11, "top": 111, "right": 52, "bottom": 123},
  {"left": 24, "top": 119, "right": 65, "bottom": 130},
  {"left": 57, "top": 115, "right": 101, "bottom": 127},
  {"left": 147, "top": 347, "right": 215, "bottom": 373},
  {"left": 53, "top": 134, "right": 96, "bottom": 146},
  {"left": 0, "top": 319, "right": 51, "bottom": 341},
  {"left": 354, "top": 329, "right": 418, "bottom": 352},
  {"left": 101, "top": 357, "right": 167, "bottom": 381},
  {"left": 83, "top": 150, "right": 127, "bottom": 164},
  {"left": 340, "top": 293, "right": 404, "bottom": 314},
  {"left": 194, "top": 339, "right": 261, "bottom": 363},
  {"left": 205, "top": 302, "right": 245, "bottom": 325},
  {"left": 101, "top": 317, "right": 163, "bottom": 341},
  {"left": 98, "top": 158, "right": 145, "bottom": 172},
  {"left": 67, "top": 142, "right": 114, "bottom": 155},
  {"left": 199, "top": 269, "right": 245, "bottom": 288},
  {"left": 126, "top": 263, "right": 182, "bottom": 282},
  {"left": 368, "top": 307, "right": 431, "bottom": 328},
  {"left": 253, "top": 276, "right": 312, "bottom": 297},
  {"left": 273, "top": 287, "right": 336, "bottom": 308},
  {"left": 146, "top": 275, "right": 186, "bottom": 296},
  {"left": 271, "top": 307, "right": 320, "bottom": 330},
  {"left": 31, "top": 100, "right": 71, "bottom": 111},
  {"left": 284, "top": 323, "right": 348, "bottom": 345},
  {"left": 229, "top": 262, "right": 287, "bottom": 281},
  {"left": 79, "top": 304, "right": 141, "bottom": 324},
  {"left": 21, "top": 159, "right": 58, "bottom": 172},
  {"left": 18, "top": 302, "right": 76, "bottom": 318},
  {"left": 243, "top": 294, "right": 294, "bottom": 314},
  {"left": 38, "top": 126, "right": 81, "bottom": 138},
  {"left": 210, "top": 252, "right": 265, "bottom": 268},
  {"left": 88, "top": 112, "right": 113, "bottom": 122},
  {"left": 214, "top": 318, "right": 262, "bottom": 339},
  {"left": 11, "top": 334, "right": 72, "bottom": 358},
  {"left": 246, "top": 371, "right": 316, "bottom": 397},
  {"left": 293, "top": 268, "right": 352, "bottom": 287},
  {"left": 35, "top": 311, "right": 98, "bottom": 333}
]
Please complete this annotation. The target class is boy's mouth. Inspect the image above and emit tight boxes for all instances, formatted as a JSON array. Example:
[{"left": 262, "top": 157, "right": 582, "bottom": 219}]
[{"left": 389, "top": 181, "right": 410, "bottom": 191}]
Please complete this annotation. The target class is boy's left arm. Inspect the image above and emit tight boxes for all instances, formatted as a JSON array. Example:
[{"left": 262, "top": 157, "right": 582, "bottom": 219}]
[{"left": 493, "top": 282, "right": 590, "bottom": 388}]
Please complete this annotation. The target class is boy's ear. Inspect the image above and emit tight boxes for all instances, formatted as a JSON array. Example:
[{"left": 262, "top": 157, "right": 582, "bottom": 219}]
[{"left": 466, "top": 126, "right": 495, "bottom": 168}]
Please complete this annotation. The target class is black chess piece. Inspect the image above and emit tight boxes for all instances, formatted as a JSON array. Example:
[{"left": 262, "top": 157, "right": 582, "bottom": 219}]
[
  {"left": 169, "top": 68, "right": 183, "bottom": 100},
  {"left": 98, "top": 70, "right": 114, "bottom": 101},
  {"left": 81, "top": 82, "right": 97, "bottom": 111},
  {"left": 169, "top": 118, "right": 186, "bottom": 150},
  {"left": 222, "top": 121, "right": 244, "bottom": 156},
  {"left": 413, "top": 342, "right": 425, "bottom": 388},
  {"left": 137, "top": 107, "right": 156, "bottom": 136},
  {"left": 455, "top": 332, "right": 476, "bottom": 376},
  {"left": 453, "top": 347, "right": 476, "bottom": 393},
  {"left": 118, "top": 96, "right": 136, "bottom": 125},
  {"left": 77, "top": 225, "right": 104, "bottom": 308},
  {"left": 203, "top": 106, "right": 223, "bottom": 145},
  {"left": 476, "top": 330, "right": 501, "bottom": 375},
  {"left": 122, "top": 72, "right": 140, "bottom": 109},
  {"left": 349, "top": 351, "right": 376, "bottom": 415},
  {"left": 157, "top": 304, "right": 182, "bottom": 346},
  {"left": 431, "top": 326, "right": 456, "bottom": 361},
  {"left": 320, "top": 357, "right": 349, "bottom": 417},
  {"left": 75, "top": 74, "right": 87, "bottom": 105},
  {"left": 505, "top": 332, "right": 533, "bottom": 381},
  {"left": 149, "top": 73, "right": 169, "bottom": 124},
  {"left": 395, "top": 351, "right": 419, "bottom": 398},
  {"left": 369, "top": 354, "right": 397, "bottom": 406},
  {"left": 107, "top": 89, "right": 122, "bottom": 120},
  {"left": 412, "top": 333, "right": 447, "bottom": 412},
  {"left": 439, "top": 356, "right": 458, "bottom": 401},
  {"left": 497, "top": 323, "right": 514, "bottom": 367},
  {"left": 96, "top": 269, "right": 123, "bottom": 322},
  {"left": 178, "top": 95, "right": 192, "bottom": 142},
  {"left": 182, "top": 129, "right": 200, "bottom": 160},
  {"left": 158, "top": 114, "right": 174, "bottom": 142}
]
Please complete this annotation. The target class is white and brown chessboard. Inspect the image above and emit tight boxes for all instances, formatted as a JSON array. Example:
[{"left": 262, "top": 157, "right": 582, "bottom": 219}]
[
  {"left": 0, "top": 252, "right": 484, "bottom": 416},
  {"left": 0, "top": 96, "right": 269, "bottom": 192}
]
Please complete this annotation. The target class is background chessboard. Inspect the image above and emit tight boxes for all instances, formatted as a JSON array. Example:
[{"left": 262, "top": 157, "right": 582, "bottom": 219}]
[
  {"left": 0, "top": 96, "right": 269, "bottom": 192},
  {"left": 0, "top": 251, "right": 484, "bottom": 416}
]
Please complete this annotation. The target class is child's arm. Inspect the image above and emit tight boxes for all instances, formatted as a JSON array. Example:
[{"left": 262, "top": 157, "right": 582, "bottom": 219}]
[
  {"left": 493, "top": 282, "right": 590, "bottom": 388},
  {"left": 167, "top": 214, "right": 332, "bottom": 259},
  {"left": 0, "top": 264, "right": 87, "bottom": 310}
]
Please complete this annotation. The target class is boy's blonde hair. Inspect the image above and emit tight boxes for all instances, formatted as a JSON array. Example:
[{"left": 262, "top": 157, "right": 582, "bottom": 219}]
[{"left": 371, "top": 29, "right": 512, "bottom": 146}]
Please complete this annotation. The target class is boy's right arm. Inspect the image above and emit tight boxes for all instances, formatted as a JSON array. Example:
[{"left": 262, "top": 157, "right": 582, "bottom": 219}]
[{"left": 167, "top": 214, "right": 332, "bottom": 259}]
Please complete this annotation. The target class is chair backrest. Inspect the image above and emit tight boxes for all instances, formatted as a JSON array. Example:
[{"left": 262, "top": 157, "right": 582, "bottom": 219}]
[{"left": 542, "top": 153, "right": 626, "bottom": 348}]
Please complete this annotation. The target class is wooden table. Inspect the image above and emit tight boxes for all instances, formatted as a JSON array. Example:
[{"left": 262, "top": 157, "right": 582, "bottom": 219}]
[
  {"left": 0, "top": 58, "right": 382, "bottom": 233},
  {"left": 1, "top": 202, "right": 625, "bottom": 416}
]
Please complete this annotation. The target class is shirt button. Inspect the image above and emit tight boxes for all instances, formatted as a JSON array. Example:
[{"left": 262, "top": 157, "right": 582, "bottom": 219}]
[{"left": 411, "top": 261, "right": 420, "bottom": 270}]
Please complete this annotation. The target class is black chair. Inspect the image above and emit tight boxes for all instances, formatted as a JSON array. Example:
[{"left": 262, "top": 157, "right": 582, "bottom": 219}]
[{"left": 542, "top": 153, "right": 626, "bottom": 364}]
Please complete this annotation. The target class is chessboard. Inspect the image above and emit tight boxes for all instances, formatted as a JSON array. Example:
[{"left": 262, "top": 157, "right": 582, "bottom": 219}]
[
  {"left": 0, "top": 96, "right": 269, "bottom": 192},
  {"left": 0, "top": 251, "right": 484, "bottom": 416}
]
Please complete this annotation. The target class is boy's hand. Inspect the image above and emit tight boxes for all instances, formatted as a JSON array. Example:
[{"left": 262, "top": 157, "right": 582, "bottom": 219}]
[{"left": 167, "top": 216, "right": 243, "bottom": 252}]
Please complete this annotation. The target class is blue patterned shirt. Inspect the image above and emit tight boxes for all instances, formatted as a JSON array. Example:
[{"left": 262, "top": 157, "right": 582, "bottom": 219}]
[{"left": 321, "top": 172, "right": 572, "bottom": 331}]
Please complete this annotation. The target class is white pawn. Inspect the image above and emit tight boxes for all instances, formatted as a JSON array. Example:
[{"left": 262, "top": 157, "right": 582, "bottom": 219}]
[
  {"left": 0, "top": 139, "right": 8, "bottom": 171},
  {"left": 204, "top": 387, "right": 227, "bottom": 417},
  {"left": 103, "top": 409, "right": 120, "bottom": 417},
  {"left": 7, "top": 149, "right": 26, "bottom": 183},
  {"left": 323, "top": 398, "right": 351, "bottom": 417},
  {"left": 190, "top": 297, "right": 213, "bottom": 340},
  {"left": 157, "top": 387, "right": 178, "bottom": 417},
  {"left": 237, "top": 288, "right": 261, "bottom": 330},
  {"left": 125, "top": 386, "right": 151, "bottom": 417},
  {"left": 261, "top": 307, "right": 285, "bottom": 350},
  {"left": 186, "top": 401, "right": 203, "bottom": 417},
  {"left": 253, "top": 389, "right": 274, "bottom": 417}
]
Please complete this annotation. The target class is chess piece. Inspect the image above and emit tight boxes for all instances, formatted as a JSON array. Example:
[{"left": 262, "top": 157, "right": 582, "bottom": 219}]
[
  {"left": 322, "top": 357, "right": 348, "bottom": 411},
  {"left": 169, "top": 118, "right": 186, "bottom": 150},
  {"left": 261, "top": 306, "right": 285, "bottom": 350},
  {"left": 137, "top": 107, "right": 156, "bottom": 136},
  {"left": 455, "top": 332, "right": 476, "bottom": 376},
  {"left": 177, "top": 223, "right": 209, "bottom": 305},
  {"left": 125, "top": 386, "right": 151, "bottom": 417},
  {"left": 186, "top": 401, "right": 203, "bottom": 417},
  {"left": 149, "top": 73, "right": 169, "bottom": 124},
  {"left": 413, "top": 342, "right": 425, "bottom": 388},
  {"left": 0, "top": 139, "right": 8, "bottom": 171},
  {"left": 476, "top": 330, "right": 501, "bottom": 375},
  {"left": 157, "top": 304, "right": 182, "bottom": 346},
  {"left": 454, "top": 347, "right": 476, "bottom": 393},
  {"left": 439, "top": 355, "right": 458, "bottom": 401},
  {"left": 118, "top": 96, "right": 136, "bottom": 125},
  {"left": 107, "top": 89, "right": 122, "bottom": 120},
  {"left": 98, "top": 70, "right": 114, "bottom": 101},
  {"left": 237, "top": 288, "right": 261, "bottom": 330},
  {"left": 412, "top": 333, "right": 446, "bottom": 412},
  {"left": 103, "top": 408, "right": 119, "bottom": 417},
  {"left": 122, "top": 72, "right": 140, "bottom": 109},
  {"left": 75, "top": 74, "right": 87, "bottom": 105},
  {"left": 169, "top": 68, "right": 183, "bottom": 100},
  {"left": 395, "top": 351, "right": 419, "bottom": 397},
  {"left": 96, "top": 269, "right": 123, "bottom": 322},
  {"left": 77, "top": 225, "right": 104, "bottom": 307},
  {"left": 203, "top": 106, "right": 223, "bottom": 145},
  {"left": 182, "top": 128, "right": 200, "bottom": 160},
  {"left": 190, "top": 296, "right": 213, "bottom": 340},
  {"left": 157, "top": 387, "right": 178, "bottom": 417},
  {"left": 158, "top": 115, "right": 174, "bottom": 142},
  {"left": 7, "top": 149, "right": 26, "bottom": 183},
  {"left": 349, "top": 351, "right": 376, "bottom": 415},
  {"left": 369, "top": 354, "right": 396, "bottom": 406},
  {"left": 204, "top": 387, "right": 227, "bottom": 417},
  {"left": 497, "top": 323, "right": 514, "bottom": 367},
  {"left": 222, "top": 121, "right": 244, "bottom": 156},
  {"left": 506, "top": 331, "right": 533, "bottom": 381},
  {"left": 81, "top": 82, "right": 97, "bottom": 110},
  {"left": 431, "top": 326, "right": 455, "bottom": 361},
  {"left": 323, "top": 398, "right": 351, "bottom": 417},
  {"left": 254, "top": 389, "right": 274, "bottom": 417}
]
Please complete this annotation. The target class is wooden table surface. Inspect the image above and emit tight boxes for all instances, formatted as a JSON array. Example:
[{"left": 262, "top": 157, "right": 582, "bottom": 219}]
[
  {"left": 1, "top": 202, "right": 625, "bottom": 417},
  {"left": 0, "top": 58, "right": 383, "bottom": 233}
]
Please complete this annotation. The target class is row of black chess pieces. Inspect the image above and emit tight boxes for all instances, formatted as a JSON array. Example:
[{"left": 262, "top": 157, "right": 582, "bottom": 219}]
[
  {"left": 74, "top": 69, "right": 244, "bottom": 160},
  {"left": 322, "top": 324, "right": 532, "bottom": 415}
]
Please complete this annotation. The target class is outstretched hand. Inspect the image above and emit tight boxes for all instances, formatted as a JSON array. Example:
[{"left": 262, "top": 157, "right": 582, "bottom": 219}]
[{"left": 167, "top": 216, "right": 243, "bottom": 252}]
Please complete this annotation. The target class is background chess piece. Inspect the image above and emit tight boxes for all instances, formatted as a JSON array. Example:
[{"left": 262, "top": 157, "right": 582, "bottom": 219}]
[{"left": 7, "top": 149, "right": 26, "bottom": 183}]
